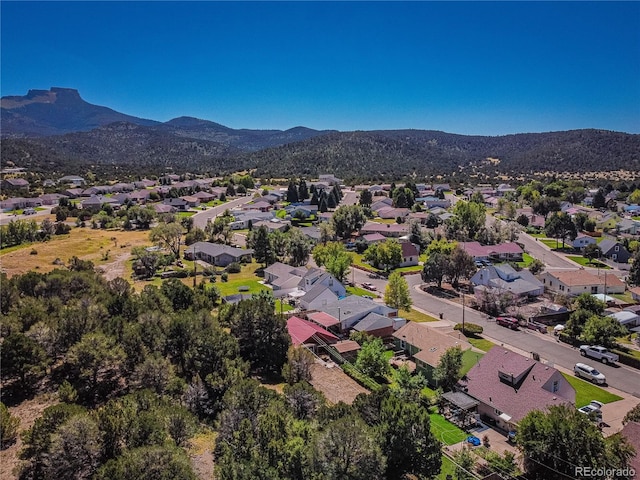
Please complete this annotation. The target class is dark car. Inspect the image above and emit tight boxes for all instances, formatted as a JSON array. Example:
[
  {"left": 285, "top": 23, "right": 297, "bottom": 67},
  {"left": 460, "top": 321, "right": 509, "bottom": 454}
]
[{"left": 496, "top": 316, "right": 519, "bottom": 330}]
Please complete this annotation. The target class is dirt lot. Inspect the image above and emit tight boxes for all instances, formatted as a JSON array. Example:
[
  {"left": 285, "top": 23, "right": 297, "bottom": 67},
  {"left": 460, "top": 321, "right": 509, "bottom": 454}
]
[
  {"left": 0, "top": 395, "right": 57, "bottom": 480},
  {"left": 0, "top": 228, "right": 150, "bottom": 279},
  {"left": 309, "top": 361, "right": 368, "bottom": 404}
]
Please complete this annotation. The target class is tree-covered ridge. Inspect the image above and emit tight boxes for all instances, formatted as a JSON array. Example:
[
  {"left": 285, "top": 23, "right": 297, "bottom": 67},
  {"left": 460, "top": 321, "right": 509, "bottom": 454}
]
[{"left": 2, "top": 125, "right": 638, "bottom": 180}]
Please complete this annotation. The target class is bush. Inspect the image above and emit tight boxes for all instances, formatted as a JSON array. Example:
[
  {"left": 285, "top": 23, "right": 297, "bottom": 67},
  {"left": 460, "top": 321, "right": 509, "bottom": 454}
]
[
  {"left": 226, "top": 262, "right": 241, "bottom": 273},
  {"left": 453, "top": 322, "right": 483, "bottom": 335},
  {"left": 221, "top": 272, "right": 228, "bottom": 282},
  {"left": 30, "top": 248, "right": 38, "bottom": 255},
  {"left": 58, "top": 380, "right": 78, "bottom": 403},
  {"left": 0, "top": 402, "right": 20, "bottom": 449}
]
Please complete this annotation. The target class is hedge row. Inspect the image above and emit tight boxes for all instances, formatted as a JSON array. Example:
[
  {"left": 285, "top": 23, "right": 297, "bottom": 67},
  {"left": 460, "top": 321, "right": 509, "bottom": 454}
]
[{"left": 341, "top": 363, "right": 383, "bottom": 392}]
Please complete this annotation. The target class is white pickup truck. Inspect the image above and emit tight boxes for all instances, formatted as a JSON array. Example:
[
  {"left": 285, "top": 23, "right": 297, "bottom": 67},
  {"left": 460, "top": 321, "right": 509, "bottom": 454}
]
[{"left": 579, "top": 345, "right": 619, "bottom": 364}]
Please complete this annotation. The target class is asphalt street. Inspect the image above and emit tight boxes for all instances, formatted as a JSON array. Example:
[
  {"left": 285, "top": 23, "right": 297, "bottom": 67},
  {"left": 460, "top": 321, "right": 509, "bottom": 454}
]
[{"left": 350, "top": 267, "right": 640, "bottom": 397}]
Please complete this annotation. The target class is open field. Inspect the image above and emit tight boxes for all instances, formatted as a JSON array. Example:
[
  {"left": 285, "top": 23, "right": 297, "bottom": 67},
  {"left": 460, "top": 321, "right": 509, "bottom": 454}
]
[{"left": 0, "top": 227, "right": 151, "bottom": 278}]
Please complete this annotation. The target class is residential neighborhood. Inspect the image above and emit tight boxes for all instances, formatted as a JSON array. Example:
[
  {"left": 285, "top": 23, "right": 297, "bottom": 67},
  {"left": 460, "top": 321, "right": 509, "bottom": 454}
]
[{"left": 2, "top": 171, "right": 640, "bottom": 480}]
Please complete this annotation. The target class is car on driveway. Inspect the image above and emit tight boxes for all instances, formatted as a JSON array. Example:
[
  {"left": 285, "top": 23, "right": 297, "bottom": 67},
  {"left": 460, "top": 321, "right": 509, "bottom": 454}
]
[
  {"left": 578, "top": 400, "right": 604, "bottom": 423},
  {"left": 574, "top": 362, "right": 607, "bottom": 385},
  {"left": 362, "top": 282, "right": 377, "bottom": 291}
]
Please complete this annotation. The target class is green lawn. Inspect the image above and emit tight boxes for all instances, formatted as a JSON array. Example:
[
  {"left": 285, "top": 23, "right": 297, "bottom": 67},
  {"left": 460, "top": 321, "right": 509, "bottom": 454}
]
[
  {"left": 209, "top": 262, "right": 269, "bottom": 297},
  {"left": 566, "top": 255, "right": 610, "bottom": 269},
  {"left": 430, "top": 413, "right": 468, "bottom": 445},
  {"left": 612, "top": 292, "right": 634, "bottom": 303},
  {"left": 275, "top": 299, "right": 294, "bottom": 313},
  {"left": 346, "top": 285, "right": 379, "bottom": 298},
  {"left": 176, "top": 211, "right": 196, "bottom": 217},
  {"left": 540, "top": 238, "right": 561, "bottom": 249},
  {"left": 461, "top": 349, "right": 483, "bottom": 376},
  {"left": 403, "top": 309, "right": 439, "bottom": 323},
  {"left": 467, "top": 335, "right": 495, "bottom": 352},
  {"left": 437, "top": 455, "right": 457, "bottom": 480},
  {"left": 561, "top": 373, "right": 623, "bottom": 407},
  {"left": 516, "top": 252, "right": 535, "bottom": 268}
]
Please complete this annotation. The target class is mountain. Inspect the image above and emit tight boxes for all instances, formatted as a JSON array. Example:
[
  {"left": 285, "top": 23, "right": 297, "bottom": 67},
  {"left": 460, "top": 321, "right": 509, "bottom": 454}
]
[
  {"left": 0, "top": 87, "right": 160, "bottom": 136},
  {"left": 2, "top": 87, "right": 639, "bottom": 179},
  {"left": 239, "top": 129, "right": 640, "bottom": 179},
  {"left": 0, "top": 88, "right": 334, "bottom": 151}
]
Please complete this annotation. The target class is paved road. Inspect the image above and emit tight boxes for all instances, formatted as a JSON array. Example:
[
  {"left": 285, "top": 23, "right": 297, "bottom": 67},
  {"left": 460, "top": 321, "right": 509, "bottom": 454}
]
[
  {"left": 341, "top": 190, "right": 359, "bottom": 206},
  {"left": 349, "top": 266, "right": 640, "bottom": 396},
  {"left": 0, "top": 206, "right": 54, "bottom": 225},
  {"left": 192, "top": 195, "right": 255, "bottom": 229}
]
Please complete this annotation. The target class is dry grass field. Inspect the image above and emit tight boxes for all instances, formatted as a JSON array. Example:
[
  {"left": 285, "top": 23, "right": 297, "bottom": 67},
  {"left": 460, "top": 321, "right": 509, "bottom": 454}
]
[{"left": 0, "top": 227, "right": 152, "bottom": 279}]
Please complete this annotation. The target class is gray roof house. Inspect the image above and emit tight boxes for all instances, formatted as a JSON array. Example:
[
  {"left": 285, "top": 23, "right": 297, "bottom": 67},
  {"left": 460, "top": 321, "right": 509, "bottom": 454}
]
[
  {"left": 471, "top": 264, "right": 544, "bottom": 299},
  {"left": 319, "top": 296, "right": 397, "bottom": 331},
  {"left": 572, "top": 234, "right": 597, "bottom": 250},
  {"left": 186, "top": 242, "right": 253, "bottom": 267},
  {"left": 598, "top": 239, "right": 631, "bottom": 263},
  {"left": 299, "top": 283, "right": 340, "bottom": 311}
]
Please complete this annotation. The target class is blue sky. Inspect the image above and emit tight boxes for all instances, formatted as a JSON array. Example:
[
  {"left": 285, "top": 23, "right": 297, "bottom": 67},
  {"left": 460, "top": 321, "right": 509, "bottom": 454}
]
[{"left": 2, "top": 1, "right": 639, "bottom": 135}]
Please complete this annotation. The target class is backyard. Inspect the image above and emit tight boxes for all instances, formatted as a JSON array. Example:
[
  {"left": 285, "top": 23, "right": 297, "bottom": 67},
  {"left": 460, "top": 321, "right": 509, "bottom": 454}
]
[{"left": 561, "top": 373, "right": 623, "bottom": 407}]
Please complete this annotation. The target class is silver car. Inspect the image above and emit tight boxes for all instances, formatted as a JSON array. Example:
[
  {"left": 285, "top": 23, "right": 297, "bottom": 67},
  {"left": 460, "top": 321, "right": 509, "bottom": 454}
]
[{"left": 574, "top": 362, "right": 606, "bottom": 385}]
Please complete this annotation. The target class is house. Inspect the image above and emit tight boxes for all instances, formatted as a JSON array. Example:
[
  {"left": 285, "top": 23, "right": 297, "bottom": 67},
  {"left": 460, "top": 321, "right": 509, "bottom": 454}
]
[
  {"left": 352, "top": 312, "right": 397, "bottom": 338},
  {"left": 180, "top": 196, "right": 201, "bottom": 208},
  {"left": 185, "top": 241, "right": 253, "bottom": 266},
  {"left": 229, "top": 211, "right": 275, "bottom": 229},
  {"left": 461, "top": 347, "right": 575, "bottom": 432},
  {"left": 154, "top": 204, "right": 175, "bottom": 214},
  {"left": 63, "top": 188, "right": 84, "bottom": 198},
  {"left": 399, "top": 242, "right": 420, "bottom": 267},
  {"left": 572, "top": 234, "right": 597, "bottom": 250},
  {"left": 539, "top": 270, "right": 625, "bottom": 296},
  {"left": 616, "top": 218, "right": 640, "bottom": 235},
  {"left": 419, "top": 196, "right": 451, "bottom": 209},
  {"left": 630, "top": 287, "right": 640, "bottom": 302},
  {"left": 362, "top": 233, "right": 387, "bottom": 245},
  {"left": 360, "top": 222, "right": 409, "bottom": 238},
  {"left": 81, "top": 195, "right": 119, "bottom": 211},
  {"left": 598, "top": 239, "right": 631, "bottom": 263},
  {"left": 264, "top": 262, "right": 308, "bottom": 285},
  {"left": 298, "top": 226, "right": 321, "bottom": 242},
  {"left": 299, "top": 284, "right": 340, "bottom": 311},
  {"left": 596, "top": 212, "right": 621, "bottom": 230},
  {"left": 287, "top": 316, "right": 338, "bottom": 351},
  {"left": 134, "top": 179, "right": 156, "bottom": 189},
  {"left": 393, "top": 322, "right": 472, "bottom": 386},
  {"left": 377, "top": 206, "right": 410, "bottom": 220},
  {"left": 299, "top": 269, "right": 346, "bottom": 298},
  {"left": 0, "top": 197, "right": 42, "bottom": 212},
  {"left": 319, "top": 296, "right": 397, "bottom": 331},
  {"left": 607, "top": 311, "right": 640, "bottom": 328},
  {"left": 317, "top": 212, "right": 333, "bottom": 223},
  {"left": 371, "top": 198, "right": 393, "bottom": 212},
  {"left": 111, "top": 182, "right": 135, "bottom": 192},
  {"left": 251, "top": 219, "right": 289, "bottom": 233},
  {"left": 620, "top": 422, "right": 640, "bottom": 476},
  {"left": 318, "top": 174, "right": 343, "bottom": 185},
  {"left": 39, "top": 193, "right": 68, "bottom": 205},
  {"left": 459, "top": 241, "right": 524, "bottom": 262},
  {"left": 1, "top": 178, "right": 29, "bottom": 191},
  {"left": 191, "top": 191, "right": 217, "bottom": 202},
  {"left": 246, "top": 200, "right": 273, "bottom": 212},
  {"left": 306, "top": 311, "right": 341, "bottom": 331},
  {"left": 162, "top": 198, "right": 189, "bottom": 211},
  {"left": 471, "top": 264, "right": 544, "bottom": 300},
  {"left": 333, "top": 340, "right": 361, "bottom": 362},
  {"left": 58, "top": 175, "right": 86, "bottom": 186}
]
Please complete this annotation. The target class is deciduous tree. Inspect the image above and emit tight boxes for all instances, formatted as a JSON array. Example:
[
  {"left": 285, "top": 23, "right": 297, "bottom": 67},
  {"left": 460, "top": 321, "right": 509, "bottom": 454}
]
[{"left": 384, "top": 271, "right": 412, "bottom": 312}]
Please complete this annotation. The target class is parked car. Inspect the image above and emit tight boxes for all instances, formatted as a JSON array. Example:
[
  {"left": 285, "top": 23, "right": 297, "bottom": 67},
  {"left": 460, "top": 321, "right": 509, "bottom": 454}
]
[
  {"left": 578, "top": 400, "right": 604, "bottom": 423},
  {"left": 361, "top": 282, "right": 377, "bottom": 291},
  {"left": 496, "top": 316, "right": 519, "bottom": 330},
  {"left": 574, "top": 362, "right": 607, "bottom": 385},
  {"left": 526, "top": 320, "right": 547, "bottom": 333},
  {"left": 579, "top": 345, "right": 619, "bottom": 365}
]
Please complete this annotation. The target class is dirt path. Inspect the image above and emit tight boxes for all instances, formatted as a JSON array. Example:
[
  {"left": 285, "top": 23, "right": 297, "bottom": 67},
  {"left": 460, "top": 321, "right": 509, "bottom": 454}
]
[
  {"left": 309, "top": 362, "right": 369, "bottom": 404},
  {"left": 100, "top": 251, "right": 132, "bottom": 282}
]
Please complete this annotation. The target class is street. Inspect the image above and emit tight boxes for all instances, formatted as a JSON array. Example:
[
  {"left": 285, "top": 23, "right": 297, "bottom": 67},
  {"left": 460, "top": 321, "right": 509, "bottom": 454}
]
[
  {"left": 349, "top": 267, "right": 640, "bottom": 397},
  {"left": 192, "top": 195, "right": 254, "bottom": 229}
]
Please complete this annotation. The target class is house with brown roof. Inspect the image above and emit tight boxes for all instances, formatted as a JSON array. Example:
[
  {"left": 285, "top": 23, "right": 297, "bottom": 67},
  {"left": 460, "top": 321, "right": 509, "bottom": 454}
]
[
  {"left": 360, "top": 222, "right": 409, "bottom": 238},
  {"left": 1, "top": 178, "right": 29, "bottom": 191},
  {"left": 620, "top": 421, "right": 640, "bottom": 475},
  {"left": 540, "top": 270, "right": 625, "bottom": 296},
  {"left": 461, "top": 347, "right": 575, "bottom": 432},
  {"left": 393, "top": 322, "right": 473, "bottom": 387},
  {"left": 459, "top": 241, "right": 523, "bottom": 262},
  {"left": 399, "top": 242, "right": 420, "bottom": 267}
]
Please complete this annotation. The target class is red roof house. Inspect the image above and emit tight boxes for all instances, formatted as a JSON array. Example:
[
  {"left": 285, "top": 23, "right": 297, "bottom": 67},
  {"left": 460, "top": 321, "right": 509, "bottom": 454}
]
[{"left": 287, "top": 316, "right": 338, "bottom": 347}]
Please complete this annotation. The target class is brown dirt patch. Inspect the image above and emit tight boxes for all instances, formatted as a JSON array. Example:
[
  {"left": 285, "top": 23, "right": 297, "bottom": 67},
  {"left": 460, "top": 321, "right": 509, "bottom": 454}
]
[
  {"left": 0, "top": 228, "right": 150, "bottom": 278},
  {"left": 309, "top": 362, "right": 369, "bottom": 405},
  {"left": 0, "top": 395, "right": 58, "bottom": 480},
  {"left": 188, "top": 430, "right": 216, "bottom": 480}
]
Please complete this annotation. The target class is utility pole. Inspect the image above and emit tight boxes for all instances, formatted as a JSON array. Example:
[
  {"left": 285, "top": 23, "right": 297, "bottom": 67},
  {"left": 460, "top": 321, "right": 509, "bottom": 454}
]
[
  {"left": 462, "top": 288, "right": 466, "bottom": 333},
  {"left": 192, "top": 244, "right": 197, "bottom": 287}
]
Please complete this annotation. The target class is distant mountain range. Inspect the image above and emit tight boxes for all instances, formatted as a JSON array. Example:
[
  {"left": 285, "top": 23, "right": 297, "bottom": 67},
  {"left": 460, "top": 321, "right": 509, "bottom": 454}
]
[{"left": 2, "top": 87, "right": 639, "bottom": 179}]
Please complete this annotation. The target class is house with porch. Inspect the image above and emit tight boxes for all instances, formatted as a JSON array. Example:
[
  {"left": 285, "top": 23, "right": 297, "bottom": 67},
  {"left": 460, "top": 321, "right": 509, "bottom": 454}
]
[
  {"left": 287, "top": 316, "right": 339, "bottom": 352},
  {"left": 461, "top": 347, "right": 575, "bottom": 432}
]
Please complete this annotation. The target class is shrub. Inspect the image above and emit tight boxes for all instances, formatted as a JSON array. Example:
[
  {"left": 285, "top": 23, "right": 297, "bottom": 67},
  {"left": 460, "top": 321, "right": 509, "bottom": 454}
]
[
  {"left": 30, "top": 248, "right": 38, "bottom": 255},
  {"left": 226, "top": 262, "right": 241, "bottom": 274},
  {"left": 0, "top": 402, "right": 20, "bottom": 449},
  {"left": 453, "top": 322, "right": 483, "bottom": 335},
  {"left": 221, "top": 272, "right": 228, "bottom": 282},
  {"left": 58, "top": 380, "right": 78, "bottom": 403}
]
